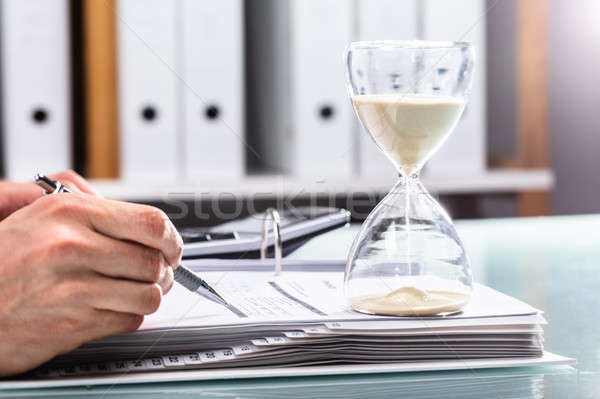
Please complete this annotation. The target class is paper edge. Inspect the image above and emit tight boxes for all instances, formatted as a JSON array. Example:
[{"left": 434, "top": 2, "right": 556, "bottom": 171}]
[{"left": 1, "top": 352, "right": 575, "bottom": 390}]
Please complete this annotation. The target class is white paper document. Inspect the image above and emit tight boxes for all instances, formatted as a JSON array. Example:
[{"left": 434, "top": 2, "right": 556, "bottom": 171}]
[
  {"left": 4, "top": 263, "right": 572, "bottom": 389},
  {"left": 143, "top": 271, "right": 540, "bottom": 330}
]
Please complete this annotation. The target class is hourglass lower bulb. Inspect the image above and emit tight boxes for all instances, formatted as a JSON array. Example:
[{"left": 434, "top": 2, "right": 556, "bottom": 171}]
[{"left": 344, "top": 41, "right": 475, "bottom": 316}]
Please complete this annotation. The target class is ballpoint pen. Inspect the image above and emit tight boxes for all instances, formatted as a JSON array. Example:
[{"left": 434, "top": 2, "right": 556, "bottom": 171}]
[{"left": 34, "top": 173, "right": 229, "bottom": 307}]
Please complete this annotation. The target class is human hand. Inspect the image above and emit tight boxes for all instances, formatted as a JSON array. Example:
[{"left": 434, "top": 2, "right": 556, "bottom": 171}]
[
  {"left": 0, "top": 193, "right": 183, "bottom": 376},
  {"left": 0, "top": 170, "right": 99, "bottom": 221}
]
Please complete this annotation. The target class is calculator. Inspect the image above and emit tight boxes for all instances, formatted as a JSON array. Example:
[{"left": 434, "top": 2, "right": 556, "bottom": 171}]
[{"left": 180, "top": 207, "right": 350, "bottom": 259}]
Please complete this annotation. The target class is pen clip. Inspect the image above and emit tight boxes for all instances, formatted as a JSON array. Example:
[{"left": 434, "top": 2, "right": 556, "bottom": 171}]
[
  {"left": 260, "top": 208, "right": 282, "bottom": 276},
  {"left": 34, "top": 173, "right": 71, "bottom": 195}
]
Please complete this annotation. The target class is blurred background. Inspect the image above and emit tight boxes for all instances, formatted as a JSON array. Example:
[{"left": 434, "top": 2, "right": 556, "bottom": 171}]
[{"left": 0, "top": 0, "right": 592, "bottom": 227}]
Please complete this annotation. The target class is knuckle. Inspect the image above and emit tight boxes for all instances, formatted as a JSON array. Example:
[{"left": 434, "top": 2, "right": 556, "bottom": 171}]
[
  {"left": 96, "top": 311, "right": 143, "bottom": 336},
  {"left": 140, "top": 207, "right": 168, "bottom": 239},
  {"left": 57, "top": 278, "right": 89, "bottom": 305},
  {"left": 54, "top": 314, "right": 89, "bottom": 338},
  {"left": 161, "top": 267, "right": 175, "bottom": 294},
  {"left": 142, "top": 284, "right": 163, "bottom": 314},
  {"left": 36, "top": 192, "right": 63, "bottom": 209},
  {"left": 40, "top": 193, "right": 81, "bottom": 216},
  {"left": 47, "top": 227, "right": 87, "bottom": 259},
  {"left": 174, "top": 236, "right": 184, "bottom": 263},
  {"left": 143, "top": 248, "right": 164, "bottom": 282}
]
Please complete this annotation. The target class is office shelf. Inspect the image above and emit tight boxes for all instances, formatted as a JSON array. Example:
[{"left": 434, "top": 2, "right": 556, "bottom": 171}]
[{"left": 89, "top": 168, "right": 554, "bottom": 202}]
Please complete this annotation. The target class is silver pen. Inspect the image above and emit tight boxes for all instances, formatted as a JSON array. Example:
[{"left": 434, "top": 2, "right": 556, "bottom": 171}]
[{"left": 34, "top": 173, "right": 229, "bottom": 307}]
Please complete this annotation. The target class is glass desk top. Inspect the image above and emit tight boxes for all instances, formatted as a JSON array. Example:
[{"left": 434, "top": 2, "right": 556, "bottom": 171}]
[{"left": 2, "top": 215, "right": 598, "bottom": 398}]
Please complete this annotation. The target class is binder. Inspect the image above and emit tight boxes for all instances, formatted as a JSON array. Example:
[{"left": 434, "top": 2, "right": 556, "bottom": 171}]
[
  {"left": 247, "top": 0, "right": 354, "bottom": 178},
  {"left": 116, "top": 0, "right": 179, "bottom": 180},
  {"left": 355, "top": 0, "right": 419, "bottom": 181},
  {"left": 422, "top": 0, "right": 487, "bottom": 177},
  {"left": 181, "top": 206, "right": 350, "bottom": 258},
  {"left": 244, "top": 0, "right": 288, "bottom": 174},
  {"left": 0, "top": 0, "right": 72, "bottom": 181},
  {"left": 181, "top": 0, "right": 244, "bottom": 179},
  {"left": 289, "top": 0, "right": 354, "bottom": 178}
]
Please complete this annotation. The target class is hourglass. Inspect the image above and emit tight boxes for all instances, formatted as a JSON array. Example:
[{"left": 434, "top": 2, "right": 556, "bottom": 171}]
[{"left": 344, "top": 41, "right": 475, "bottom": 316}]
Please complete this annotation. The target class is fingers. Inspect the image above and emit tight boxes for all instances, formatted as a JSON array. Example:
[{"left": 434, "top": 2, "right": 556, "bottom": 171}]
[
  {"left": 87, "top": 275, "right": 165, "bottom": 315},
  {"left": 26, "top": 194, "right": 180, "bottom": 296},
  {"left": 31, "top": 189, "right": 183, "bottom": 268},
  {"left": 85, "top": 232, "right": 174, "bottom": 293},
  {"left": 84, "top": 198, "right": 183, "bottom": 268},
  {"left": 49, "top": 170, "right": 100, "bottom": 197},
  {"left": 89, "top": 309, "right": 144, "bottom": 339}
]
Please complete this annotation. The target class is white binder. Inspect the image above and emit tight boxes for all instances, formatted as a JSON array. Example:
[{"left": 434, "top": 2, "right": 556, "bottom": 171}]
[
  {"left": 117, "top": 0, "right": 179, "bottom": 180},
  {"left": 246, "top": 0, "right": 354, "bottom": 178},
  {"left": 181, "top": 0, "right": 244, "bottom": 179},
  {"left": 0, "top": 0, "right": 72, "bottom": 181},
  {"left": 355, "top": 0, "right": 419, "bottom": 181},
  {"left": 422, "top": 0, "right": 487, "bottom": 177},
  {"left": 289, "top": 0, "right": 354, "bottom": 178}
]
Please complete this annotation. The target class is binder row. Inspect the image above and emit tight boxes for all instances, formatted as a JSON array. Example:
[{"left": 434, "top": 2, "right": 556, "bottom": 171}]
[{"left": 0, "top": 0, "right": 486, "bottom": 182}]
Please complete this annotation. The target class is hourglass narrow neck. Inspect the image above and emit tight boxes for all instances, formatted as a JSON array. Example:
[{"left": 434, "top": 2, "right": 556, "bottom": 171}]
[
  {"left": 391, "top": 173, "right": 427, "bottom": 196},
  {"left": 400, "top": 171, "right": 419, "bottom": 182},
  {"left": 401, "top": 172, "right": 421, "bottom": 186}
]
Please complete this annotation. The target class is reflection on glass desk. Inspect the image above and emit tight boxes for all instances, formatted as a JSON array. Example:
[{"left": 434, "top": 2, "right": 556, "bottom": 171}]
[
  {"left": 0, "top": 367, "right": 577, "bottom": 398},
  {"left": 3, "top": 215, "right": 600, "bottom": 398}
]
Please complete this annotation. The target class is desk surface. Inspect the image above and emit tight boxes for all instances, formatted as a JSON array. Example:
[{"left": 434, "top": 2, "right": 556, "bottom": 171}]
[{"left": 3, "top": 215, "right": 598, "bottom": 398}]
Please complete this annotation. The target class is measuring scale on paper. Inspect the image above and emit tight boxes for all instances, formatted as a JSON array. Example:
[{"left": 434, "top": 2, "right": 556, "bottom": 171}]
[{"left": 344, "top": 41, "right": 475, "bottom": 316}]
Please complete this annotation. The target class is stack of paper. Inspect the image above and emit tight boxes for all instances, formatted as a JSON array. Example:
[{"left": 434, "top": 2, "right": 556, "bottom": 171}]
[{"left": 30, "top": 260, "right": 554, "bottom": 378}]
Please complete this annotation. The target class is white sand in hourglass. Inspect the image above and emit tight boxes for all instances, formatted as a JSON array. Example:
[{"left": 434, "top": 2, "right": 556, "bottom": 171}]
[
  {"left": 350, "top": 286, "right": 470, "bottom": 316},
  {"left": 352, "top": 93, "right": 465, "bottom": 175}
]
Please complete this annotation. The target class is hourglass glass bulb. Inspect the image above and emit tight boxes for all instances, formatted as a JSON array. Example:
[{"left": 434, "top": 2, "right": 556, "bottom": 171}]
[{"left": 344, "top": 176, "right": 473, "bottom": 316}]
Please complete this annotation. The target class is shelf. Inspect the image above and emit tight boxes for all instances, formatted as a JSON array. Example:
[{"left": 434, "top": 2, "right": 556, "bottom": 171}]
[{"left": 90, "top": 168, "right": 555, "bottom": 202}]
